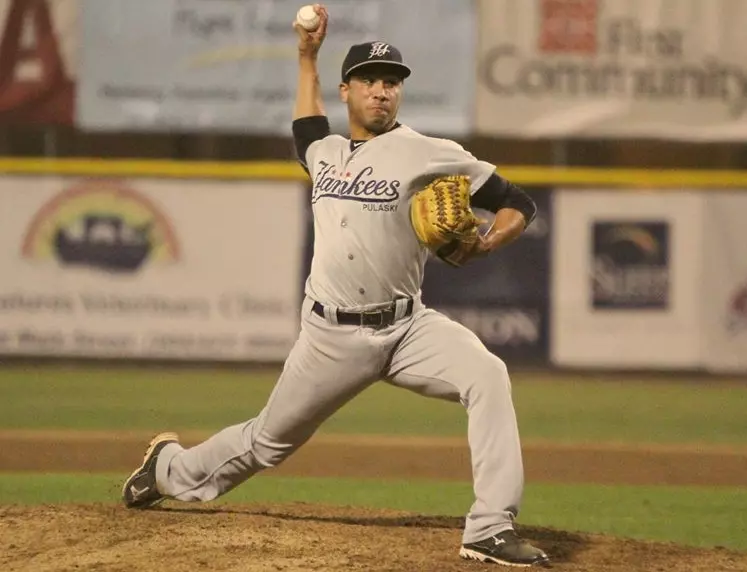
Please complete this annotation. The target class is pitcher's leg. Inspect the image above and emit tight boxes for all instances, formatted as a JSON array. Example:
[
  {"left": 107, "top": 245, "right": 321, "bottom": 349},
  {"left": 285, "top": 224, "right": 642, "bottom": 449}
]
[
  {"left": 157, "top": 311, "right": 379, "bottom": 502},
  {"left": 384, "top": 309, "right": 523, "bottom": 544}
]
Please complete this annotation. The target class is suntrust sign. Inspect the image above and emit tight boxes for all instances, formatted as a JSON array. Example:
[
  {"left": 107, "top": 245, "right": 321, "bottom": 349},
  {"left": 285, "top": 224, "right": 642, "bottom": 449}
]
[{"left": 476, "top": 0, "right": 747, "bottom": 140}]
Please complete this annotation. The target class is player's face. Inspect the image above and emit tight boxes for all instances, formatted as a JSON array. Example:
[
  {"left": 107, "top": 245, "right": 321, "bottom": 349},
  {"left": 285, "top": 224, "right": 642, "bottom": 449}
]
[{"left": 340, "top": 67, "right": 403, "bottom": 135}]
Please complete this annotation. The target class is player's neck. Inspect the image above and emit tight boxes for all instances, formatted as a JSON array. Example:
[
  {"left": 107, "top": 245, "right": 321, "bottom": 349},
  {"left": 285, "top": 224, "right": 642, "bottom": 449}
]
[
  {"left": 349, "top": 125, "right": 380, "bottom": 141},
  {"left": 348, "top": 120, "right": 400, "bottom": 143}
]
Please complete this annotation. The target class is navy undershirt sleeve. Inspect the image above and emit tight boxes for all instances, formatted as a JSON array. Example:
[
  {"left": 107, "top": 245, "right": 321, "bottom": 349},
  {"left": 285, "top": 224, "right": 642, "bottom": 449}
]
[
  {"left": 292, "top": 116, "right": 331, "bottom": 175},
  {"left": 471, "top": 173, "right": 537, "bottom": 228}
]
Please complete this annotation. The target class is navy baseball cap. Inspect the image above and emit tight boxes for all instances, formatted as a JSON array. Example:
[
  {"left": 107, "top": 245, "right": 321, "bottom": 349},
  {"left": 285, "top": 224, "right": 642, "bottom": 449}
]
[{"left": 341, "top": 41, "right": 412, "bottom": 82}]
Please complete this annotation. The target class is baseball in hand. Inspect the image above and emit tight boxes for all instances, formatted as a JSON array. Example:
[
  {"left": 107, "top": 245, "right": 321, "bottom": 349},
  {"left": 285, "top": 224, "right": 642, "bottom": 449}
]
[{"left": 296, "top": 5, "right": 320, "bottom": 31}]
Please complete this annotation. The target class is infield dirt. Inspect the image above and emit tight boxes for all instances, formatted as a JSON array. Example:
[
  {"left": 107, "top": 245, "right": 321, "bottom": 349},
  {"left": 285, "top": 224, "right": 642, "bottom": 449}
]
[{"left": 1, "top": 431, "right": 746, "bottom": 571}]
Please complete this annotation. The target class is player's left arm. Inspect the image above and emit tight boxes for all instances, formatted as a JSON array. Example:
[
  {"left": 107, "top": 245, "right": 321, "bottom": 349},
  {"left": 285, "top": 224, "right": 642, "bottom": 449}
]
[
  {"left": 420, "top": 139, "right": 536, "bottom": 258},
  {"left": 470, "top": 174, "right": 537, "bottom": 255}
]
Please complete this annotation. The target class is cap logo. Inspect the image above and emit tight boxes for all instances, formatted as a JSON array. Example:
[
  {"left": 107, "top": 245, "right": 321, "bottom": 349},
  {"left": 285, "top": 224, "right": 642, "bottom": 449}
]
[{"left": 368, "top": 42, "right": 391, "bottom": 58}]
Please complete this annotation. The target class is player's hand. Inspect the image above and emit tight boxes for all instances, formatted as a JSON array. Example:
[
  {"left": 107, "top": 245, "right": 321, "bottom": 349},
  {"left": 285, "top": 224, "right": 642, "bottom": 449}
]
[
  {"left": 452, "top": 211, "right": 527, "bottom": 266},
  {"left": 437, "top": 233, "right": 491, "bottom": 267},
  {"left": 472, "top": 234, "right": 493, "bottom": 259},
  {"left": 459, "top": 234, "right": 492, "bottom": 265},
  {"left": 293, "top": 4, "right": 328, "bottom": 59}
]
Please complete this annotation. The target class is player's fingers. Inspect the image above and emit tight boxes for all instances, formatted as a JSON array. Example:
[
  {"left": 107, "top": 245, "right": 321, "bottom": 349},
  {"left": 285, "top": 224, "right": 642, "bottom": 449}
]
[
  {"left": 475, "top": 235, "right": 491, "bottom": 256},
  {"left": 317, "top": 8, "right": 328, "bottom": 36},
  {"left": 292, "top": 20, "right": 309, "bottom": 40}
]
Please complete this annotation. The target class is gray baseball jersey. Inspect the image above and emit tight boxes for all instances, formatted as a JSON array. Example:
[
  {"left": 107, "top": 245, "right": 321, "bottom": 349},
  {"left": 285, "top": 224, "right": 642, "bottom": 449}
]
[
  {"left": 150, "top": 123, "right": 527, "bottom": 546},
  {"left": 303, "top": 124, "right": 496, "bottom": 309}
]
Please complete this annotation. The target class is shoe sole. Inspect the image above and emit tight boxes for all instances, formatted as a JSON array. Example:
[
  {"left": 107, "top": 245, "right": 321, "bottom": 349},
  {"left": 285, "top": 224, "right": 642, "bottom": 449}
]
[
  {"left": 459, "top": 546, "right": 550, "bottom": 568},
  {"left": 121, "top": 432, "right": 180, "bottom": 509}
]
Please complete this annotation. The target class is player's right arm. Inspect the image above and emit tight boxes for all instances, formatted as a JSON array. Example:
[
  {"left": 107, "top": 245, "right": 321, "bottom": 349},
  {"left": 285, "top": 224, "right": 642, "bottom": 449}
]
[{"left": 292, "top": 4, "right": 330, "bottom": 174}]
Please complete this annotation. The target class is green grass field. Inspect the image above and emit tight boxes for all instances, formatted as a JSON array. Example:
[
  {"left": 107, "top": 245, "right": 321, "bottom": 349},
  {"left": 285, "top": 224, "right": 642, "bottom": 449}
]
[
  {"left": 2, "top": 364, "right": 746, "bottom": 444},
  {"left": 1, "top": 363, "right": 746, "bottom": 551}
]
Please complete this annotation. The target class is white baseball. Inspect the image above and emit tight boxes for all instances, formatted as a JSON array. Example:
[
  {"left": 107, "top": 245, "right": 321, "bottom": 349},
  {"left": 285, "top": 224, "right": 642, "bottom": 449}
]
[{"left": 296, "top": 5, "right": 320, "bottom": 31}]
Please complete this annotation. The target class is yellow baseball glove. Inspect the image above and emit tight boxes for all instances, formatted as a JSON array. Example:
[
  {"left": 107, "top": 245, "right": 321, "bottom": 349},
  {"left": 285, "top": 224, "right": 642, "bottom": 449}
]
[{"left": 410, "top": 174, "right": 485, "bottom": 267}]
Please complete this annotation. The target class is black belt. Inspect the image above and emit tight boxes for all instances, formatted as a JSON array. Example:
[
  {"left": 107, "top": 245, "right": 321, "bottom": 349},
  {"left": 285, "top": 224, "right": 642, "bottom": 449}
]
[{"left": 312, "top": 298, "right": 414, "bottom": 328}]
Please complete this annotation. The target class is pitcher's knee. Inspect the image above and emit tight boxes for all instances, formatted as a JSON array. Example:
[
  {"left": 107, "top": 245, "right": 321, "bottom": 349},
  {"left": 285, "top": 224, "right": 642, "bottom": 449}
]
[{"left": 464, "top": 354, "right": 511, "bottom": 402}]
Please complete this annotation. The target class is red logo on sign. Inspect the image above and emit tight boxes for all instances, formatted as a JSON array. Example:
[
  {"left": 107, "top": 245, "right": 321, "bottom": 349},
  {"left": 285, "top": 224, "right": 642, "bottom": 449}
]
[
  {"left": 0, "top": 0, "right": 74, "bottom": 124},
  {"left": 539, "top": 0, "right": 598, "bottom": 54},
  {"left": 727, "top": 283, "right": 747, "bottom": 335}
]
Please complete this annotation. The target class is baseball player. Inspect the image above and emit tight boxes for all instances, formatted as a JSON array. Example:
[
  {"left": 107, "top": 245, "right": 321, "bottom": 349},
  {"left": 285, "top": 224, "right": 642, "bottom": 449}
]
[{"left": 123, "top": 4, "right": 550, "bottom": 568}]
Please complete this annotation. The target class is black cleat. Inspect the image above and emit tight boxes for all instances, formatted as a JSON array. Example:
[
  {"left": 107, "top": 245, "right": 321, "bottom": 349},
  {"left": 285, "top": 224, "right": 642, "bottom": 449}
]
[
  {"left": 460, "top": 529, "right": 551, "bottom": 567},
  {"left": 121, "top": 432, "right": 180, "bottom": 509}
]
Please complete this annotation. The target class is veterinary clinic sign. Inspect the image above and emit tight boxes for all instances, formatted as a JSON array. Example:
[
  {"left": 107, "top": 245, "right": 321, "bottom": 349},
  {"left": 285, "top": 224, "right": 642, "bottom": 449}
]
[
  {"left": 0, "top": 176, "right": 306, "bottom": 362},
  {"left": 476, "top": 0, "right": 747, "bottom": 141}
]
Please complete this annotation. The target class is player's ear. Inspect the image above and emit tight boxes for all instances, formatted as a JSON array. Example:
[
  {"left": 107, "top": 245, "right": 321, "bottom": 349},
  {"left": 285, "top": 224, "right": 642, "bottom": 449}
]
[{"left": 339, "top": 82, "right": 349, "bottom": 103}]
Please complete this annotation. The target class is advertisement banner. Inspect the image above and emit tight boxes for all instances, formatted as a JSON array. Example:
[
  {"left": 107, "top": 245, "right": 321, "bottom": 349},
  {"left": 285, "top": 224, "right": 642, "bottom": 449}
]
[
  {"left": 77, "top": 0, "right": 475, "bottom": 136},
  {"left": 476, "top": 0, "right": 747, "bottom": 141},
  {"left": 551, "top": 190, "right": 704, "bottom": 369},
  {"left": 590, "top": 219, "right": 671, "bottom": 310},
  {"left": 703, "top": 194, "right": 747, "bottom": 373},
  {"left": 421, "top": 188, "right": 552, "bottom": 364},
  {"left": 0, "top": 0, "right": 76, "bottom": 125},
  {"left": 0, "top": 176, "right": 305, "bottom": 361}
]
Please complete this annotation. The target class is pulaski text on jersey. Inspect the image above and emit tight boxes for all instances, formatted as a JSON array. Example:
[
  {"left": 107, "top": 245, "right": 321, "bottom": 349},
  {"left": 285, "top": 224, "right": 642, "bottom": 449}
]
[{"left": 312, "top": 161, "right": 401, "bottom": 211}]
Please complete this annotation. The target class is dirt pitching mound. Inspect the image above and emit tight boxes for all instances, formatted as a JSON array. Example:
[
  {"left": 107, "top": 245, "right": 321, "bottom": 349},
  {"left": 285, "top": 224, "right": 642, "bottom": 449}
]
[{"left": 2, "top": 504, "right": 745, "bottom": 572}]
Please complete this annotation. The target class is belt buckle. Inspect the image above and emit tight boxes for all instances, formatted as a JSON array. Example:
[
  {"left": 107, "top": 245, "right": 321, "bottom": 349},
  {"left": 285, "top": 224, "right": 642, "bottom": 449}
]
[{"left": 361, "top": 309, "right": 385, "bottom": 328}]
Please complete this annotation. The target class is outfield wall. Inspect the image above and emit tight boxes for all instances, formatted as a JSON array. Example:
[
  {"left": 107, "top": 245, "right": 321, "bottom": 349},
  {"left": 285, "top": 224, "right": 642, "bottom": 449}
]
[{"left": 0, "top": 159, "right": 745, "bottom": 373}]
